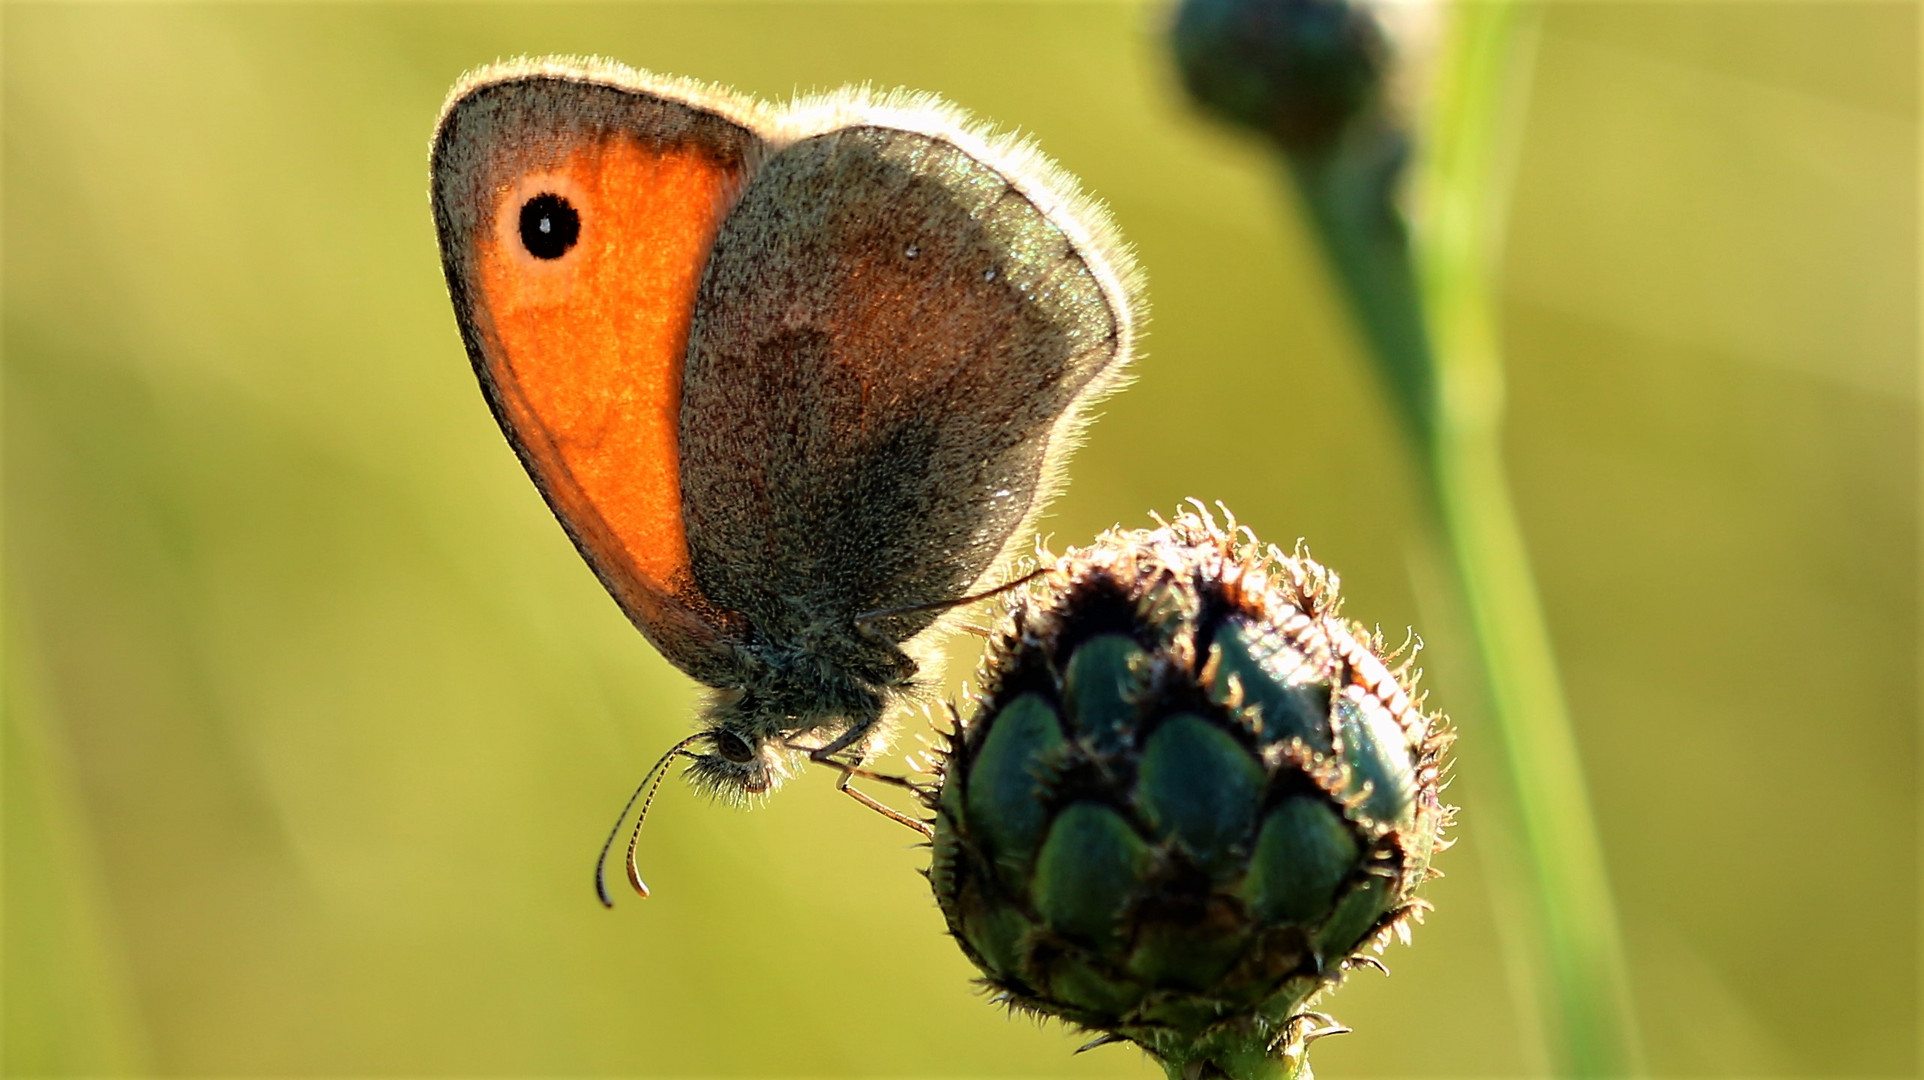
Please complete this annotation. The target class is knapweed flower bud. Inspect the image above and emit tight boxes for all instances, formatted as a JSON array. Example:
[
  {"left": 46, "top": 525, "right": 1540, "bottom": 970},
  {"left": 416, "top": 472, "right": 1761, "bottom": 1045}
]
[
  {"left": 1170, "top": 0, "right": 1390, "bottom": 153},
  {"left": 927, "top": 507, "right": 1452, "bottom": 1080}
]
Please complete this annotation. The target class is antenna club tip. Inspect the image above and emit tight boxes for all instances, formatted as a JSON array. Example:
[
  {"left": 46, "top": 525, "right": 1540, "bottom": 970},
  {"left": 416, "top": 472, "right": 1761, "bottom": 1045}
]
[{"left": 628, "top": 866, "right": 652, "bottom": 899}]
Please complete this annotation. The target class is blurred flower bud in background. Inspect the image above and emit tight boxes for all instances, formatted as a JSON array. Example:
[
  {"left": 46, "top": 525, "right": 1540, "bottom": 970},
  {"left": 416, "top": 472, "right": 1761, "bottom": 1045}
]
[
  {"left": 1170, "top": 0, "right": 1390, "bottom": 153},
  {"left": 927, "top": 508, "right": 1452, "bottom": 1080},
  {"left": 1171, "top": 0, "right": 1442, "bottom": 446}
]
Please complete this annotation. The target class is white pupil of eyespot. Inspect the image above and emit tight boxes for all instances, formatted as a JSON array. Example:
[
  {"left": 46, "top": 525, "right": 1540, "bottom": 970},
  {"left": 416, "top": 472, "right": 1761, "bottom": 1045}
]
[{"left": 538, "top": 218, "right": 552, "bottom": 234}]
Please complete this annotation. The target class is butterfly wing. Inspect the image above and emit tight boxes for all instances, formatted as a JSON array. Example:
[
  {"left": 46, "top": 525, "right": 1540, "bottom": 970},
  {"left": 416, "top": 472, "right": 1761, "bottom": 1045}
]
[
  {"left": 430, "top": 61, "right": 770, "bottom": 682},
  {"left": 678, "top": 107, "right": 1140, "bottom": 646}
]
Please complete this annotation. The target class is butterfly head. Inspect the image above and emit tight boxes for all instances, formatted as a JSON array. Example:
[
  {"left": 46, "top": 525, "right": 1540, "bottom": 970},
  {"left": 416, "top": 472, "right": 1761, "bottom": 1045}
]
[{"left": 684, "top": 712, "right": 801, "bottom": 803}]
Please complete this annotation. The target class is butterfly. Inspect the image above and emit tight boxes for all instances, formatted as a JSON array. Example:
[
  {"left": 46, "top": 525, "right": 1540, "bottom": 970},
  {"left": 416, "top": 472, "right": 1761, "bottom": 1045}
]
[{"left": 429, "top": 58, "right": 1140, "bottom": 900}]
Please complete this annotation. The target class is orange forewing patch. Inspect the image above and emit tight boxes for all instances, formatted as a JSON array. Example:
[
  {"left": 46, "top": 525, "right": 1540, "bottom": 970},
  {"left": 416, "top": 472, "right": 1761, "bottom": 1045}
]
[{"left": 474, "top": 137, "right": 744, "bottom": 602}]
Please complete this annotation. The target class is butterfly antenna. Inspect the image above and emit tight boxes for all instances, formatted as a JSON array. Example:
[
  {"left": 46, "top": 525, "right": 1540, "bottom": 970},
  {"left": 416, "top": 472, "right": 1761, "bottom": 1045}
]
[
  {"left": 593, "top": 733, "right": 705, "bottom": 908},
  {"left": 853, "top": 565, "right": 1049, "bottom": 629}
]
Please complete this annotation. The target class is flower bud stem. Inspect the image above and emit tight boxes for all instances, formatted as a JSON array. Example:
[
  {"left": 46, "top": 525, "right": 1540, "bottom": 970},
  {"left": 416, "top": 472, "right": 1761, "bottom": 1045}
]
[{"left": 1158, "top": 1041, "right": 1308, "bottom": 1080}]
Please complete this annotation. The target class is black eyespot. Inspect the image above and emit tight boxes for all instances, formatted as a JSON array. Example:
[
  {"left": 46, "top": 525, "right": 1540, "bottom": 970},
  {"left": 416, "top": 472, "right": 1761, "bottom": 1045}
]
[
  {"left": 518, "top": 193, "right": 579, "bottom": 260},
  {"left": 715, "top": 730, "right": 755, "bottom": 764}
]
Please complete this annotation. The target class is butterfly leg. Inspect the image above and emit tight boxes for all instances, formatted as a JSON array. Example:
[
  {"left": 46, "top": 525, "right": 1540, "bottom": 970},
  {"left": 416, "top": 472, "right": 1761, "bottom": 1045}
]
[
  {"left": 794, "top": 727, "right": 934, "bottom": 837},
  {"left": 831, "top": 768, "right": 934, "bottom": 837},
  {"left": 796, "top": 724, "right": 927, "bottom": 793}
]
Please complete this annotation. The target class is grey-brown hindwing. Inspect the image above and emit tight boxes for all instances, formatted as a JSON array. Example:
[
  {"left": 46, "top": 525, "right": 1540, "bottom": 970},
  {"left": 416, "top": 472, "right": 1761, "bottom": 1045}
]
[{"left": 678, "top": 126, "right": 1125, "bottom": 646}]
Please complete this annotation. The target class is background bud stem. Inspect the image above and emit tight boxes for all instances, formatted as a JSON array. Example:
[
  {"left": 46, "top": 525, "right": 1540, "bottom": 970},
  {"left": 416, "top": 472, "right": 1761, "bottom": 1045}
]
[
  {"left": 1173, "top": 1, "right": 1643, "bottom": 1075},
  {"left": 1283, "top": 137, "right": 1436, "bottom": 446},
  {"left": 1410, "top": 8, "right": 1641, "bottom": 1077}
]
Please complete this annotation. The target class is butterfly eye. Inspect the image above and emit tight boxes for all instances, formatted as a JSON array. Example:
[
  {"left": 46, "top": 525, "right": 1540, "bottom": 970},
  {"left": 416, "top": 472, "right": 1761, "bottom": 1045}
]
[
  {"left": 518, "top": 192, "right": 580, "bottom": 260},
  {"left": 714, "top": 729, "right": 756, "bottom": 764}
]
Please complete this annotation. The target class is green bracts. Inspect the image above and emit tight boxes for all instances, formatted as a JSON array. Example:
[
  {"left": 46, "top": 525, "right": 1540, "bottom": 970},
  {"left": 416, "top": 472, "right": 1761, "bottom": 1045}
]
[{"left": 927, "top": 508, "right": 1453, "bottom": 1079}]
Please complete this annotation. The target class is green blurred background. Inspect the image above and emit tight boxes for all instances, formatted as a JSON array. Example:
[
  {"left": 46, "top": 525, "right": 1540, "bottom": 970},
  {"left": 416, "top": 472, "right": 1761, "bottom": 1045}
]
[{"left": 4, "top": 2, "right": 1915, "bottom": 1076}]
